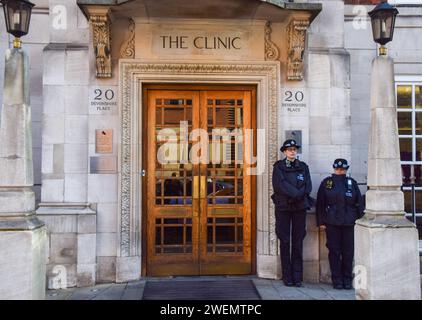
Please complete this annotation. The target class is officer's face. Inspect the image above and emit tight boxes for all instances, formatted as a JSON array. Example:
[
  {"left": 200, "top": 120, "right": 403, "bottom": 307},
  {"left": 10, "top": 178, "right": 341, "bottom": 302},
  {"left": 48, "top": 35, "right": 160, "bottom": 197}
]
[
  {"left": 334, "top": 168, "right": 347, "bottom": 175},
  {"left": 283, "top": 147, "right": 297, "bottom": 161}
]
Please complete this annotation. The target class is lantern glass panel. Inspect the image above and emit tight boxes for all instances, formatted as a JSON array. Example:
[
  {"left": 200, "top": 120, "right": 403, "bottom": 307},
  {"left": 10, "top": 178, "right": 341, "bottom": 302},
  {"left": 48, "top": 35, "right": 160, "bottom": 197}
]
[
  {"left": 2, "top": 0, "right": 34, "bottom": 38},
  {"left": 368, "top": 2, "right": 398, "bottom": 46}
]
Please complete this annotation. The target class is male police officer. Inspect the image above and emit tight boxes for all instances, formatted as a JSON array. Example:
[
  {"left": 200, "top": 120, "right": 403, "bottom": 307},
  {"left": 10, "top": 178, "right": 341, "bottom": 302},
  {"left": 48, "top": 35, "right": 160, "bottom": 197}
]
[
  {"left": 271, "top": 139, "right": 312, "bottom": 287},
  {"left": 316, "top": 159, "right": 364, "bottom": 290}
]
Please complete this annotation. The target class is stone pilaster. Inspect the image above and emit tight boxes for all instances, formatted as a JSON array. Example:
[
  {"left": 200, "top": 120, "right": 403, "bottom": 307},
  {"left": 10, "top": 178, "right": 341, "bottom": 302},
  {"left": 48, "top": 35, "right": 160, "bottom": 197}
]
[
  {"left": 0, "top": 48, "right": 47, "bottom": 300},
  {"left": 354, "top": 56, "right": 421, "bottom": 300}
]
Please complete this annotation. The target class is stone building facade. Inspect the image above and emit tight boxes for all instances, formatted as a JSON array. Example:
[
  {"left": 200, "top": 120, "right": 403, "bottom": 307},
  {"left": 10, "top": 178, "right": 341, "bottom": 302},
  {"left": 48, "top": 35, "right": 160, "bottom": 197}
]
[{"left": 0, "top": 0, "right": 420, "bottom": 288}]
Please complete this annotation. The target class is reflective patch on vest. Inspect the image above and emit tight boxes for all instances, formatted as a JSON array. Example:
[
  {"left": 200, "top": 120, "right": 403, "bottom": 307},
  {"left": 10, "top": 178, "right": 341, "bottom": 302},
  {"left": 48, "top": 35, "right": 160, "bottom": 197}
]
[
  {"left": 345, "top": 191, "right": 353, "bottom": 197},
  {"left": 347, "top": 178, "right": 352, "bottom": 190},
  {"left": 297, "top": 174, "right": 304, "bottom": 181}
]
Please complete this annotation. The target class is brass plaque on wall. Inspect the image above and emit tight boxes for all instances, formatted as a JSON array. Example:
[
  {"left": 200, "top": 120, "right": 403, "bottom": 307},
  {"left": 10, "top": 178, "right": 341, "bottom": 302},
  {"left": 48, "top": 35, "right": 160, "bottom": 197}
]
[
  {"left": 90, "top": 156, "right": 117, "bottom": 174},
  {"left": 96, "top": 129, "right": 113, "bottom": 154}
]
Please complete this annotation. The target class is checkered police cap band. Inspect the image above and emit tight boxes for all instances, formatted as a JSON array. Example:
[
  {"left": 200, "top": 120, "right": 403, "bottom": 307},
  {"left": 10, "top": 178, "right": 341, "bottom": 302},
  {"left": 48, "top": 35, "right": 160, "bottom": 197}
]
[{"left": 333, "top": 159, "right": 349, "bottom": 169}]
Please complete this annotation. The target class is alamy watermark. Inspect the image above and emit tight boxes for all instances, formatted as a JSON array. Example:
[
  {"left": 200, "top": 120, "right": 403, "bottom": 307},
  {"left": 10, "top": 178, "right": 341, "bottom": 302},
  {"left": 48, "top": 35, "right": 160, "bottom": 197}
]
[
  {"left": 353, "top": 264, "right": 368, "bottom": 290},
  {"left": 156, "top": 121, "right": 266, "bottom": 176},
  {"left": 51, "top": 5, "right": 67, "bottom": 30},
  {"left": 352, "top": 5, "right": 369, "bottom": 31},
  {"left": 49, "top": 265, "right": 67, "bottom": 289}
]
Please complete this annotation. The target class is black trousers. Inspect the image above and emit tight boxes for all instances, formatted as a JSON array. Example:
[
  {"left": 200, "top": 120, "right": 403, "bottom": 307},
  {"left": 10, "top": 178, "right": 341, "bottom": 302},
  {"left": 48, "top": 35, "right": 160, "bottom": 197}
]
[
  {"left": 275, "top": 209, "right": 307, "bottom": 283},
  {"left": 325, "top": 224, "right": 354, "bottom": 286}
]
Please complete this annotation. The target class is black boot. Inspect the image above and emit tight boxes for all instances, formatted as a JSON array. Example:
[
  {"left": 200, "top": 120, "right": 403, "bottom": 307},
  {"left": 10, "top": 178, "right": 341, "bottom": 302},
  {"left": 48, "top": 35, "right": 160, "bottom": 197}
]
[
  {"left": 283, "top": 280, "right": 294, "bottom": 287},
  {"left": 333, "top": 283, "right": 343, "bottom": 290}
]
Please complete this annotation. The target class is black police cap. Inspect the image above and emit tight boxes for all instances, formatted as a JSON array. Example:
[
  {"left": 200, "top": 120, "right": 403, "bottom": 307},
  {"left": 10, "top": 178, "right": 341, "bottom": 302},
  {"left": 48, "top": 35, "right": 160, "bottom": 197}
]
[
  {"left": 333, "top": 158, "right": 350, "bottom": 169},
  {"left": 280, "top": 139, "right": 301, "bottom": 152}
]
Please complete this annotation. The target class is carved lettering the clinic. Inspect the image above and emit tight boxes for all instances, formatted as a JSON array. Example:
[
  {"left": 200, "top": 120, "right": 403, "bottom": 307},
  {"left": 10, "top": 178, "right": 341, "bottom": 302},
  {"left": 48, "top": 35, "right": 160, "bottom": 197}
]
[{"left": 160, "top": 35, "right": 241, "bottom": 50}]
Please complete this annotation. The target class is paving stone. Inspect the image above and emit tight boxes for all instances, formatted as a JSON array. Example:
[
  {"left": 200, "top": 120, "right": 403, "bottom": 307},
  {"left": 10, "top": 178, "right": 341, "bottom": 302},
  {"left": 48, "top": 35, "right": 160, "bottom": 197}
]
[
  {"left": 92, "top": 284, "right": 127, "bottom": 300},
  {"left": 253, "top": 285, "right": 281, "bottom": 300},
  {"left": 330, "top": 291, "right": 356, "bottom": 300},
  {"left": 69, "top": 284, "right": 112, "bottom": 300},
  {"left": 273, "top": 284, "right": 312, "bottom": 300},
  {"left": 126, "top": 280, "right": 146, "bottom": 289},
  {"left": 121, "top": 288, "right": 144, "bottom": 300},
  {"left": 252, "top": 278, "right": 273, "bottom": 286},
  {"left": 318, "top": 284, "right": 355, "bottom": 300},
  {"left": 296, "top": 287, "right": 334, "bottom": 300},
  {"left": 46, "top": 289, "right": 75, "bottom": 300},
  {"left": 44, "top": 278, "right": 363, "bottom": 300}
]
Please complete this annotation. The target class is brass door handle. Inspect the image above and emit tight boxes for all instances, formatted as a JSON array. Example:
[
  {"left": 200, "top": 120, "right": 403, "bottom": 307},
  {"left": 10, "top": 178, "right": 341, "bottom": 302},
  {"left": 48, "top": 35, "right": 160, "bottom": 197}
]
[
  {"left": 193, "top": 176, "right": 199, "bottom": 199},
  {"left": 200, "top": 176, "right": 207, "bottom": 199},
  {"left": 193, "top": 176, "right": 200, "bottom": 218},
  {"left": 193, "top": 176, "right": 207, "bottom": 199}
]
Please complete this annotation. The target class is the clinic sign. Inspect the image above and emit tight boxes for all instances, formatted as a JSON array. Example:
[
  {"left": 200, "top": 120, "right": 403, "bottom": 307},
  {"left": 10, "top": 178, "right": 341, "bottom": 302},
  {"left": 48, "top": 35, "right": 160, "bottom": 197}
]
[
  {"left": 150, "top": 25, "right": 256, "bottom": 58},
  {"left": 159, "top": 35, "right": 242, "bottom": 50}
]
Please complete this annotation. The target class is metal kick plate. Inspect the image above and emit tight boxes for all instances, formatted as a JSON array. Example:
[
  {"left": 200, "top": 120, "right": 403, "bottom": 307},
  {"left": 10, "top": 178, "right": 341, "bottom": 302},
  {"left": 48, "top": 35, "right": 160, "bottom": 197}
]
[{"left": 90, "top": 156, "right": 117, "bottom": 174}]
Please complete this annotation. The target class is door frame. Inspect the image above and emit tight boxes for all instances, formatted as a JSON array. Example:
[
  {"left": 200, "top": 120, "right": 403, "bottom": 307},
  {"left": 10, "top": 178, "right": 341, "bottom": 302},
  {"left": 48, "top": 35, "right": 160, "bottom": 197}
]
[
  {"left": 141, "top": 84, "right": 257, "bottom": 276},
  {"left": 117, "top": 60, "right": 280, "bottom": 282}
]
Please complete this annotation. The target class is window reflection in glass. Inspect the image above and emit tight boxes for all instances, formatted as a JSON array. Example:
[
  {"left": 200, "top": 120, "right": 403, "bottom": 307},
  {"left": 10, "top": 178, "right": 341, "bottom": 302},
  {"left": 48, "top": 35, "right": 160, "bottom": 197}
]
[
  {"left": 403, "top": 190, "right": 422, "bottom": 227},
  {"left": 156, "top": 108, "right": 162, "bottom": 125},
  {"left": 398, "top": 112, "right": 412, "bottom": 135},
  {"left": 164, "top": 227, "right": 183, "bottom": 245},
  {"left": 399, "top": 138, "right": 412, "bottom": 161},
  {"left": 401, "top": 165, "right": 422, "bottom": 186},
  {"left": 416, "top": 86, "right": 422, "bottom": 109},
  {"left": 164, "top": 107, "right": 185, "bottom": 125},
  {"left": 164, "top": 99, "right": 184, "bottom": 105},
  {"left": 216, "top": 99, "right": 235, "bottom": 106},
  {"left": 237, "top": 108, "right": 243, "bottom": 126},
  {"left": 417, "top": 138, "right": 422, "bottom": 161},
  {"left": 397, "top": 85, "right": 412, "bottom": 109},
  {"left": 216, "top": 108, "right": 236, "bottom": 127},
  {"left": 154, "top": 217, "right": 193, "bottom": 254},
  {"left": 416, "top": 112, "right": 422, "bottom": 135}
]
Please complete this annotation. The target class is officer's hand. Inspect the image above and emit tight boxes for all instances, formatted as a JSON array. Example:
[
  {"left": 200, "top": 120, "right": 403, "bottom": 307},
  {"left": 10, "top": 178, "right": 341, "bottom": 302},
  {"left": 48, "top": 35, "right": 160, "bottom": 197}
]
[{"left": 319, "top": 225, "right": 326, "bottom": 230}]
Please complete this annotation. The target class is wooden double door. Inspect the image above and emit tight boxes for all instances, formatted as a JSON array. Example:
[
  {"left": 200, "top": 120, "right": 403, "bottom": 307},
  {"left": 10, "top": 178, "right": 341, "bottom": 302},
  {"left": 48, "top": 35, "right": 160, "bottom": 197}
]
[{"left": 143, "top": 85, "right": 256, "bottom": 276}]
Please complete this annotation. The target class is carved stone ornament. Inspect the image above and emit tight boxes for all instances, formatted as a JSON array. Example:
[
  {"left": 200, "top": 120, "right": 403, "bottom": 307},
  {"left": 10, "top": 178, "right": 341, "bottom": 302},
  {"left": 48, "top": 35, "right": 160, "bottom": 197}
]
[
  {"left": 90, "top": 13, "right": 112, "bottom": 78},
  {"left": 120, "top": 19, "right": 135, "bottom": 59},
  {"left": 265, "top": 21, "right": 280, "bottom": 61},
  {"left": 287, "top": 19, "right": 309, "bottom": 81}
]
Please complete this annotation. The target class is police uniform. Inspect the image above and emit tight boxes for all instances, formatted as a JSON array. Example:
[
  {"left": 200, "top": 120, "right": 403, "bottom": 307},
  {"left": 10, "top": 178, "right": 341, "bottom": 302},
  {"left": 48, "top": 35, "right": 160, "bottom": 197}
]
[
  {"left": 271, "top": 139, "right": 312, "bottom": 286},
  {"left": 316, "top": 159, "right": 364, "bottom": 289}
]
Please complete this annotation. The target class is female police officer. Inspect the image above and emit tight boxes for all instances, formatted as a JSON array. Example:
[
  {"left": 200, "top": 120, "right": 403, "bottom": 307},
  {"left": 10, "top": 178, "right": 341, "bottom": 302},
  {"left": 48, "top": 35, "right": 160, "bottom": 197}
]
[
  {"left": 316, "top": 159, "right": 364, "bottom": 290},
  {"left": 272, "top": 139, "right": 312, "bottom": 287}
]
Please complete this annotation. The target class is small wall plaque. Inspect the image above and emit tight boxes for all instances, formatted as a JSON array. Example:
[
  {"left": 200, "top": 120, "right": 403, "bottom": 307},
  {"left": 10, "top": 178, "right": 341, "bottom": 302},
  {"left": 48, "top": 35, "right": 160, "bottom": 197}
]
[
  {"left": 90, "top": 156, "right": 117, "bottom": 174},
  {"left": 281, "top": 88, "right": 307, "bottom": 114},
  {"left": 96, "top": 129, "right": 113, "bottom": 154},
  {"left": 89, "top": 86, "right": 118, "bottom": 115}
]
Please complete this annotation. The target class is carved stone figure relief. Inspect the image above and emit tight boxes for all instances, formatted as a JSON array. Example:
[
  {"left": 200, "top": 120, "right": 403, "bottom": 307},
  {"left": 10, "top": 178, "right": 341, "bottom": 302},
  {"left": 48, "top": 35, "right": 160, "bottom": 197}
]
[
  {"left": 90, "top": 13, "right": 112, "bottom": 78},
  {"left": 287, "top": 20, "right": 309, "bottom": 81}
]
